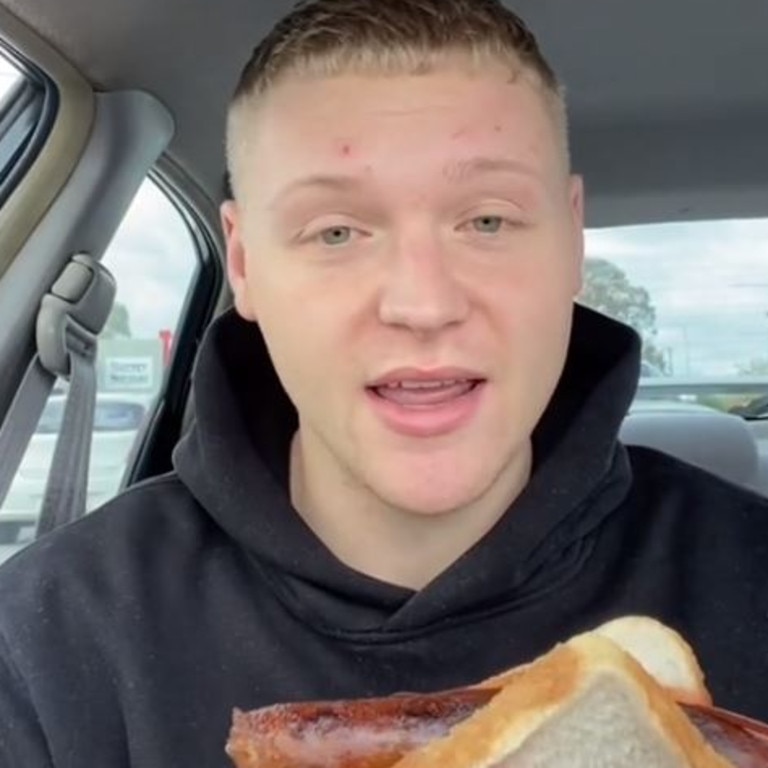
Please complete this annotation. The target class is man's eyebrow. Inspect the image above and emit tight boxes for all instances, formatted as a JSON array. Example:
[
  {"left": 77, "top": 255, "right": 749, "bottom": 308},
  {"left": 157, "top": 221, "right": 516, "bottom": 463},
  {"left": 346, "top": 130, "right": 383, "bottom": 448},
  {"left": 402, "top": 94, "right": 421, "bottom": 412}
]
[
  {"left": 268, "top": 157, "right": 540, "bottom": 209},
  {"left": 269, "top": 174, "right": 362, "bottom": 209},
  {"left": 443, "top": 157, "right": 540, "bottom": 182}
]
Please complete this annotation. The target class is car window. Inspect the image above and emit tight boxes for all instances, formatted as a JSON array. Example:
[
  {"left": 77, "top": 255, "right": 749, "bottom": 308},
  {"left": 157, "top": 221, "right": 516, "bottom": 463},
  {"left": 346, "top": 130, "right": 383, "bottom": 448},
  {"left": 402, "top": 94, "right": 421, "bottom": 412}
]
[
  {"left": 35, "top": 398, "right": 149, "bottom": 434},
  {"left": 0, "top": 49, "right": 21, "bottom": 99},
  {"left": 0, "top": 177, "right": 200, "bottom": 558},
  {"left": 99, "top": 178, "right": 199, "bottom": 391},
  {"left": 0, "top": 44, "right": 56, "bottom": 212},
  {"left": 580, "top": 218, "right": 768, "bottom": 417}
]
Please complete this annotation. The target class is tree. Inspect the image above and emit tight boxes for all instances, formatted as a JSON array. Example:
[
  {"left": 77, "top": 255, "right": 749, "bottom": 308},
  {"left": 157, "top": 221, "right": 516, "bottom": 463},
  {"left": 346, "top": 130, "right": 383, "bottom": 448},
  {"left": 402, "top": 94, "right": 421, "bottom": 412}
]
[
  {"left": 101, "top": 301, "right": 133, "bottom": 339},
  {"left": 737, "top": 357, "right": 768, "bottom": 376},
  {"left": 579, "top": 258, "right": 667, "bottom": 373}
]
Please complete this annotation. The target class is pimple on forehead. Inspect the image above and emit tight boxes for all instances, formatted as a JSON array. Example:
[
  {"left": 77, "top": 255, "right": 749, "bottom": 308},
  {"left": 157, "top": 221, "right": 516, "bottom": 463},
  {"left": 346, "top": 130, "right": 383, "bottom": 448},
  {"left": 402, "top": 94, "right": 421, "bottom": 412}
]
[{"left": 333, "top": 138, "right": 356, "bottom": 158}]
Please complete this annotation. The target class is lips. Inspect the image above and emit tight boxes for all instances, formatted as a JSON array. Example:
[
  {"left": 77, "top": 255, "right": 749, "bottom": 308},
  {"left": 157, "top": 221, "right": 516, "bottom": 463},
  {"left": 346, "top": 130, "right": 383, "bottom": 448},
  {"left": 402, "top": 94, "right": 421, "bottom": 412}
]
[
  {"left": 365, "top": 368, "right": 487, "bottom": 438},
  {"left": 371, "top": 379, "right": 480, "bottom": 407}
]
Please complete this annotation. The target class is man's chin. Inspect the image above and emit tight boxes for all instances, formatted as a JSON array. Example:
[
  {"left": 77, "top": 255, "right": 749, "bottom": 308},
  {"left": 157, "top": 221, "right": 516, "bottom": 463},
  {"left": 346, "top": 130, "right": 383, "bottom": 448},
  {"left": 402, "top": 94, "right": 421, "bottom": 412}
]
[
  {"left": 358, "top": 443, "right": 529, "bottom": 520},
  {"left": 367, "top": 470, "right": 495, "bottom": 518}
]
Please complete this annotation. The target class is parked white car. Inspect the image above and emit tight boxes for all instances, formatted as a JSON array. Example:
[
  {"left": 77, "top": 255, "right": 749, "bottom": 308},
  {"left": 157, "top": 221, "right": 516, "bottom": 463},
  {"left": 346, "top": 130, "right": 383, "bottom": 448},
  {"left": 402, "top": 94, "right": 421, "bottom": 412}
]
[{"left": 0, "top": 391, "right": 154, "bottom": 563}]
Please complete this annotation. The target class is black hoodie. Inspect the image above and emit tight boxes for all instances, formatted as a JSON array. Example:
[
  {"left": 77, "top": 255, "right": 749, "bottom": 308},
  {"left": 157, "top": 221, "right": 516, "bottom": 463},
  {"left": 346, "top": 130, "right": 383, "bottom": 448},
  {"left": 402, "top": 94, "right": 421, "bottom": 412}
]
[{"left": 1, "top": 306, "right": 768, "bottom": 768}]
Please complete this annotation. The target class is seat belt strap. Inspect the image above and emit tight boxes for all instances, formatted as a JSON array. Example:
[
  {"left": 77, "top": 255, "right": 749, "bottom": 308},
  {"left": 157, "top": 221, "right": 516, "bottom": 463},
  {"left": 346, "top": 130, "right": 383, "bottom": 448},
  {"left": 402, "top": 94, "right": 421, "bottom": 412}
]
[
  {"left": 0, "top": 253, "right": 115, "bottom": 536},
  {"left": 0, "top": 356, "right": 54, "bottom": 508},
  {"left": 35, "top": 334, "right": 99, "bottom": 536}
]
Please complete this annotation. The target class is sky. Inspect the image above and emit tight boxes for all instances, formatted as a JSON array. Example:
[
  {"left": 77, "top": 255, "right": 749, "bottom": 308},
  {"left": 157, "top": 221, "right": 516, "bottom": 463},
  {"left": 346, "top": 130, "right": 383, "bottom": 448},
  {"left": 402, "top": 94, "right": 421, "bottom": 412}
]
[{"left": 102, "top": 181, "right": 199, "bottom": 340}]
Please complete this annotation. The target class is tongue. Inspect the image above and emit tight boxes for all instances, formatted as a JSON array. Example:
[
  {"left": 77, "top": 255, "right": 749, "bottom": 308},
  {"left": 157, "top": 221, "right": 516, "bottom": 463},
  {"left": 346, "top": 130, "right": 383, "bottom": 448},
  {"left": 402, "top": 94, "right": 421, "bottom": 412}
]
[{"left": 374, "top": 381, "right": 476, "bottom": 407}]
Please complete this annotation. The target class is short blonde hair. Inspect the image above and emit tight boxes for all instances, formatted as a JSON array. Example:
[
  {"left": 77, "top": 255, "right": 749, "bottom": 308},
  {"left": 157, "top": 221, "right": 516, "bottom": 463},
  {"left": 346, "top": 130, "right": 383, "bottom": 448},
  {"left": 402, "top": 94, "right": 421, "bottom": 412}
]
[{"left": 226, "top": 0, "right": 568, "bottom": 200}]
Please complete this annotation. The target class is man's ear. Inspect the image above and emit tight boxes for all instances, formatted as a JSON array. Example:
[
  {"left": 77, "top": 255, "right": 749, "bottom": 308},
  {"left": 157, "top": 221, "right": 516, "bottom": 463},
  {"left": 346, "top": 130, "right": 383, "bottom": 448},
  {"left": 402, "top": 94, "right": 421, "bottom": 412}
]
[
  {"left": 221, "top": 200, "right": 257, "bottom": 321},
  {"left": 568, "top": 174, "right": 586, "bottom": 295}
]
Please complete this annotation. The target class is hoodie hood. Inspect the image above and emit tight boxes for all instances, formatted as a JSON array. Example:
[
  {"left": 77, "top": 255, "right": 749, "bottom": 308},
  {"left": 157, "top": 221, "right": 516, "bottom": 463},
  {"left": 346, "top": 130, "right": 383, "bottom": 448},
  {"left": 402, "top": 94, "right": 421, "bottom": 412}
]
[{"left": 173, "top": 304, "right": 641, "bottom": 637}]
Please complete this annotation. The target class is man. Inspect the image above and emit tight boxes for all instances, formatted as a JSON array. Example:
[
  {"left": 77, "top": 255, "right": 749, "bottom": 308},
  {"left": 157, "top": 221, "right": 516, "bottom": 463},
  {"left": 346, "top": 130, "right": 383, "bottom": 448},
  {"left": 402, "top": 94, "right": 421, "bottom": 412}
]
[{"left": 1, "top": 1, "right": 768, "bottom": 766}]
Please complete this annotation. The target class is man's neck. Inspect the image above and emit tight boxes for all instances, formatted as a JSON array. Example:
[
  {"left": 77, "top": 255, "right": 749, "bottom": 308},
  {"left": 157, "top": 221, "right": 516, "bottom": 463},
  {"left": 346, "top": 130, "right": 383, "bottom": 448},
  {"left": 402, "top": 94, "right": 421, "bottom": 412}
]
[{"left": 289, "top": 431, "right": 532, "bottom": 590}]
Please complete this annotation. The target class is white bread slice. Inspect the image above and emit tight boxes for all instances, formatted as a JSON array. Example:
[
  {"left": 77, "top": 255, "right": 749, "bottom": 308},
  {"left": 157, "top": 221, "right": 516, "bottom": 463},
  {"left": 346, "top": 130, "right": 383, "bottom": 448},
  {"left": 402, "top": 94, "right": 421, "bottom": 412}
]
[
  {"left": 593, "top": 616, "right": 711, "bottom": 707},
  {"left": 478, "top": 616, "right": 711, "bottom": 707},
  {"left": 393, "top": 634, "right": 732, "bottom": 768}
]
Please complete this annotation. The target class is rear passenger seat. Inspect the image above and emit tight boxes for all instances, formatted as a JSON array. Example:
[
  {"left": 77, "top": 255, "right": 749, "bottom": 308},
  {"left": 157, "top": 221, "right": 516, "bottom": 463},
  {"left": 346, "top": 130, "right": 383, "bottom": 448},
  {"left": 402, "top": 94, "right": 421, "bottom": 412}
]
[{"left": 620, "top": 408, "right": 768, "bottom": 496}]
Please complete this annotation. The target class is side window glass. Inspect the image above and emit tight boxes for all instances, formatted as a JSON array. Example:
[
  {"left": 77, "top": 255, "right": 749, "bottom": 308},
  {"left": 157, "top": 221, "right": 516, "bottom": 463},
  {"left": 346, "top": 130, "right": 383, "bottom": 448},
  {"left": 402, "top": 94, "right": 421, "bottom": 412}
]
[
  {"left": 580, "top": 218, "right": 768, "bottom": 416},
  {"left": 0, "top": 45, "right": 54, "bottom": 203},
  {"left": 0, "top": 178, "right": 200, "bottom": 562},
  {"left": 99, "top": 179, "right": 199, "bottom": 399},
  {"left": 0, "top": 50, "right": 21, "bottom": 100}
]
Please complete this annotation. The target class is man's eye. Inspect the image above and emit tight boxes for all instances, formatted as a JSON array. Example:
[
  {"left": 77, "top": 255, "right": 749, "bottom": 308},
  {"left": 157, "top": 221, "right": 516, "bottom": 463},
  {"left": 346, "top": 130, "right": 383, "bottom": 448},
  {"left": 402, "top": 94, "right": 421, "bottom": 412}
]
[
  {"left": 471, "top": 215, "right": 504, "bottom": 234},
  {"left": 319, "top": 226, "right": 353, "bottom": 245}
]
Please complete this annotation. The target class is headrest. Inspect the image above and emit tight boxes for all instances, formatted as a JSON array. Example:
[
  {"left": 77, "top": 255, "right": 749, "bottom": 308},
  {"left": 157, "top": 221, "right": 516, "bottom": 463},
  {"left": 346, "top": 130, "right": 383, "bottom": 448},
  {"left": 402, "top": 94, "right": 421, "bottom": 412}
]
[{"left": 619, "top": 408, "right": 759, "bottom": 488}]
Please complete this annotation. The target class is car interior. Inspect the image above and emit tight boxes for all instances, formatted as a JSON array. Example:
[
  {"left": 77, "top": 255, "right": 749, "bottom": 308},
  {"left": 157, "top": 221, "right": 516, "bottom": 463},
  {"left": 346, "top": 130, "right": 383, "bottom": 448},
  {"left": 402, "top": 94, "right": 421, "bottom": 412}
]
[{"left": 0, "top": 0, "right": 766, "bottom": 565}]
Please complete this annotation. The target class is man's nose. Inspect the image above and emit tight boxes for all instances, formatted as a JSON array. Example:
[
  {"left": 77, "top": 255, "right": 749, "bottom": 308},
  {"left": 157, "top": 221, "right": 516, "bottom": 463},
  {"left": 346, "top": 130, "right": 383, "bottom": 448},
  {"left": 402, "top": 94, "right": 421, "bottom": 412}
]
[{"left": 377, "top": 232, "right": 470, "bottom": 333}]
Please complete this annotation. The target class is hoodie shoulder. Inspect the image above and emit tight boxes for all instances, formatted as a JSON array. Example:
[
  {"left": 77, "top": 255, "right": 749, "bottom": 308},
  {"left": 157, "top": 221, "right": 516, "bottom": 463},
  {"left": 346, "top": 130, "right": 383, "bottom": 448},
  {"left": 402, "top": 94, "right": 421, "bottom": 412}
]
[
  {"left": 0, "top": 474, "right": 211, "bottom": 613},
  {"left": 627, "top": 443, "right": 768, "bottom": 505},
  {"left": 626, "top": 444, "right": 768, "bottom": 560}
]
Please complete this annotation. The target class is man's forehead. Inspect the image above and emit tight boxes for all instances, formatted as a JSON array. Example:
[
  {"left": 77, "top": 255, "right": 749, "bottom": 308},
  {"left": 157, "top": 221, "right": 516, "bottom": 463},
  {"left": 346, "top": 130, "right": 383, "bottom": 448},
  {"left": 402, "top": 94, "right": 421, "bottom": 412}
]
[{"left": 228, "top": 65, "right": 565, "bottom": 200}]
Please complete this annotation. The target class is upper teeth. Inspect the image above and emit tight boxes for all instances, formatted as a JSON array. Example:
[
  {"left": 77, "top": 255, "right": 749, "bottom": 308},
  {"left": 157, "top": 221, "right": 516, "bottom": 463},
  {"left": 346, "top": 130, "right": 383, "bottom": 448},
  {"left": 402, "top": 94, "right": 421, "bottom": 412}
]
[{"left": 383, "top": 379, "right": 466, "bottom": 389}]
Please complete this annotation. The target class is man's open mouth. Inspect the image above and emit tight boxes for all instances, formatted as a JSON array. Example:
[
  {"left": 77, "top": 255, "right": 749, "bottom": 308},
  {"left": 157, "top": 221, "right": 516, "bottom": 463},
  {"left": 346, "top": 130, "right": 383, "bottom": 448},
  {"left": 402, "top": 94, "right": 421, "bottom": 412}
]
[{"left": 368, "top": 379, "right": 484, "bottom": 407}]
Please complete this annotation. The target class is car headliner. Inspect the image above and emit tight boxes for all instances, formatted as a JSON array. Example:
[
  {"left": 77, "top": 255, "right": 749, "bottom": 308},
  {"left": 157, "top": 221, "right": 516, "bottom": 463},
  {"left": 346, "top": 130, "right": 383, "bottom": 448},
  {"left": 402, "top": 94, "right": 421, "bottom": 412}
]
[{"left": 0, "top": 0, "right": 766, "bottom": 226}]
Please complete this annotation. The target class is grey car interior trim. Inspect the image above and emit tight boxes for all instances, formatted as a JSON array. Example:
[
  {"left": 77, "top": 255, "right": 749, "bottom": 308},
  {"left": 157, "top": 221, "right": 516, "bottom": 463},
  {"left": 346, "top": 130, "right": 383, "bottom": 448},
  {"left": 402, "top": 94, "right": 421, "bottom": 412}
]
[{"left": 0, "top": 89, "right": 174, "bottom": 426}]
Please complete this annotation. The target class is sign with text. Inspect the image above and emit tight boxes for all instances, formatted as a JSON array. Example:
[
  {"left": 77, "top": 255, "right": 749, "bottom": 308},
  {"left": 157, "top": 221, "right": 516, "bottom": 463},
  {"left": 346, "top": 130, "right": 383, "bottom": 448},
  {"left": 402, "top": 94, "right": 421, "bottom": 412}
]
[{"left": 103, "top": 356, "right": 154, "bottom": 390}]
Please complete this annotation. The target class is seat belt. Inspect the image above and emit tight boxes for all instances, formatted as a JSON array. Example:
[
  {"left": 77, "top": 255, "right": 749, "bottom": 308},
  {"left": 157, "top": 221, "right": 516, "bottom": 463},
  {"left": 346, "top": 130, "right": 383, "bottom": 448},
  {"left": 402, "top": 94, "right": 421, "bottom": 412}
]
[{"left": 0, "top": 253, "right": 115, "bottom": 537}]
